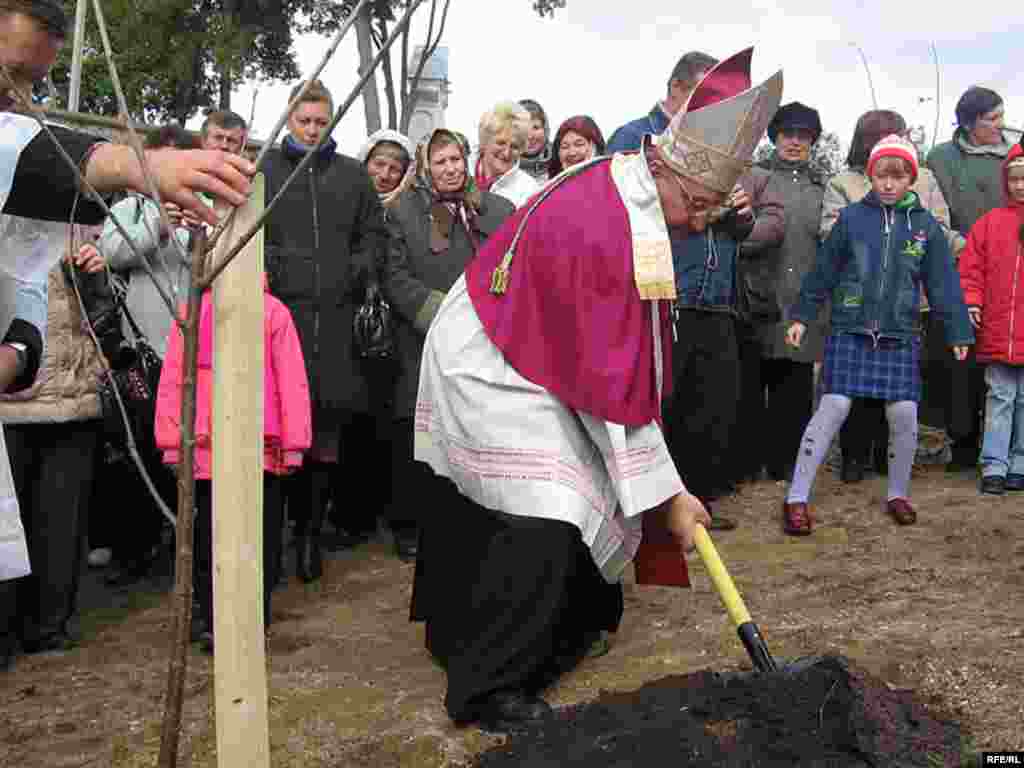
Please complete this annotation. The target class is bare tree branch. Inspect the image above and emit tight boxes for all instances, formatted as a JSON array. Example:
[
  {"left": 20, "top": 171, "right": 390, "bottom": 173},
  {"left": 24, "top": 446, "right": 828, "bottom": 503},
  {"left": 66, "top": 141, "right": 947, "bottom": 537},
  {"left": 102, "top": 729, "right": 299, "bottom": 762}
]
[
  {"left": 199, "top": 0, "right": 427, "bottom": 290},
  {"left": 157, "top": 231, "right": 207, "bottom": 768},
  {"left": 205, "top": 0, "right": 370, "bottom": 254},
  {"left": 402, "top": 0, "right": 450, "bottom": 132}
]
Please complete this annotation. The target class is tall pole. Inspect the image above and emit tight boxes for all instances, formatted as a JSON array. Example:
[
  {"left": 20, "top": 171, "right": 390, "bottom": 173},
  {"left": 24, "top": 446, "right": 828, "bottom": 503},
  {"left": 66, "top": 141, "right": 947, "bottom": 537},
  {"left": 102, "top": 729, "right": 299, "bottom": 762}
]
[{"left": 68, "top": 0, "right": 88, "bottom": 111}]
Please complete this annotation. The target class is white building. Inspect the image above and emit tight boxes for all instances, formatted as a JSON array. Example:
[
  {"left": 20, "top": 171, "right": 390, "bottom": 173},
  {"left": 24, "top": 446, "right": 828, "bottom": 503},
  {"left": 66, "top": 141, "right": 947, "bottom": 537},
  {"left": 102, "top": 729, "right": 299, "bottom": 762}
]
[{"left": 406, "top": 45, "right": 450, "bottom": 147}]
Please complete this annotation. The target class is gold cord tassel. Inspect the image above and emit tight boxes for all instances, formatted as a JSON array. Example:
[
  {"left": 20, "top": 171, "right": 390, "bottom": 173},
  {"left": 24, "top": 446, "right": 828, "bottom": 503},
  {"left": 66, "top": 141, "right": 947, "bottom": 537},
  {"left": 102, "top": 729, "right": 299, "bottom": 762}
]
[{"left": 490, "top": 250, "right": 514, "bottom": 295}]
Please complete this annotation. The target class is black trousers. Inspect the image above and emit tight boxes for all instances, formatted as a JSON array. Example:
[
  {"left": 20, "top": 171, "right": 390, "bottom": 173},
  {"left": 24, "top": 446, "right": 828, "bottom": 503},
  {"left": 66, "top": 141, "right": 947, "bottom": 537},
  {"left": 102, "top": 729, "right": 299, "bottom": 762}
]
[
  {"left": 664, "top": 311, "right": 740, "bottom": 501},
  {"left": 108, "top": 447, "right": 174, "bottom": 568},
  {"left": 194, "top": 473, "right": 284, "bottom": 628},
  {"left": 387, "top": 418, "right": 428, "bottom": 535},
  {"left": 924, "top": 312, "right": 984, "bottom": 465},
  {"left": 325, "top": 411, "right": 384, "bottom": 537},
  {"left": 0, "top": 421, "right": 99, "bottom": 644},
  {"left": 410, "top": 478, "right": 622, "bottom": 722},
  {"left": 839, "top": 400, "right": 888, "bottom": 470}
]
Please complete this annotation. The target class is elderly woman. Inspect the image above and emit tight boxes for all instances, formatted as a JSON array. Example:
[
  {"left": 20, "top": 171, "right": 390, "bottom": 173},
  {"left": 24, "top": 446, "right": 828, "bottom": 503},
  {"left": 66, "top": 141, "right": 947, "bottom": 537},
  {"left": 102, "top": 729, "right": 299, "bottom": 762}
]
[
  {"left": 821, "top": 110, "right": 960, "bottom": 483},
  {"left": 518, "top": 99, "right": 552, "bottom": 183},
  {"left": 470, "top": 101, "right": 541, "bottom": 208},
  {"left": 927, "top": 87, "right": 1024, "bottom": 472},
  {"left": 357, "top": 129, "right": 417, "bottom": 210},
  {"left": 547, "top": 115, "right": 606, "bottom": 178},
  {"left": 384, "top": 129, "right": 514, "bottom": 562}
]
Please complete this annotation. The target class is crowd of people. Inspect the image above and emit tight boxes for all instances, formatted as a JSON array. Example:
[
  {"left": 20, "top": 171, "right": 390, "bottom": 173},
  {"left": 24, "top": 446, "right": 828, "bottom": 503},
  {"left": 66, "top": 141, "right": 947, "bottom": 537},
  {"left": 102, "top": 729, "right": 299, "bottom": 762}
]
[{"left": 2, "top": 0, "right": 1024, "bottom": 738}]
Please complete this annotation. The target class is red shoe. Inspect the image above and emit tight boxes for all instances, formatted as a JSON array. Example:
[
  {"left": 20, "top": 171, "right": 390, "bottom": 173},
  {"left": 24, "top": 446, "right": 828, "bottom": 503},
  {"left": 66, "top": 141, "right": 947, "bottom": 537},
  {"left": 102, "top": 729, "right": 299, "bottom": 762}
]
[
  {"left": 886, "top": 497, "right": 916, "bottom": 525},
  {"left": 782, "top": 501, "right": 813, "bottom": 536}
]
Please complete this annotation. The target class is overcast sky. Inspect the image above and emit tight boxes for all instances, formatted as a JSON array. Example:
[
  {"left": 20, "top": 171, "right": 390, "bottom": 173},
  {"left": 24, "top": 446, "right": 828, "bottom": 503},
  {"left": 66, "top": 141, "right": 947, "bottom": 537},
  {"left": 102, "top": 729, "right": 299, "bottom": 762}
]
[{"left": 217, "top": 1, "right": 1023, "bottom": 155}]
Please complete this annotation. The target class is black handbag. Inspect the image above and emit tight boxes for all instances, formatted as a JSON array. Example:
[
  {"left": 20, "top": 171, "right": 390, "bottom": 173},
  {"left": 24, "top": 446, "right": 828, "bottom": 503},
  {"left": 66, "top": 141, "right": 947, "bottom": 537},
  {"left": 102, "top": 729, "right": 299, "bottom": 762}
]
[
  {"left": 353, "top": 278, "right": 395, "bottom": 361},
  {"left": 95, "top": 298, "right": 163, "bottom": 455}
]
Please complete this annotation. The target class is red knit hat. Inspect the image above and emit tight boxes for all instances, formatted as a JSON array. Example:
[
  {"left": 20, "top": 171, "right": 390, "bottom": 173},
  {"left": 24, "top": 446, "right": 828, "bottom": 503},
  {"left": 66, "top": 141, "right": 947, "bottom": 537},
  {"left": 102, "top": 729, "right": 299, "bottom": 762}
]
[{"left": 867, "top": 134, "right": 919, "bottom": 183}]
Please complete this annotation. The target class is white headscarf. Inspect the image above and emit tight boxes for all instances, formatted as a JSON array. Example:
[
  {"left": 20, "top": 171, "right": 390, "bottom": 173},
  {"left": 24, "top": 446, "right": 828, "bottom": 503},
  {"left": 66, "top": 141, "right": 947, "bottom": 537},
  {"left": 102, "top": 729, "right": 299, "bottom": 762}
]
[{"left": 357, "top": 129, "right": 417, "bottom": 209}]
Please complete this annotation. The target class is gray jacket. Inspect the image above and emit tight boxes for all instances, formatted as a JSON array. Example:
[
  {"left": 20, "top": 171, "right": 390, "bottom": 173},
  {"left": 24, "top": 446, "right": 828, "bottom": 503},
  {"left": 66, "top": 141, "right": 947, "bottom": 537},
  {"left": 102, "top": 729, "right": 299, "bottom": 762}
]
[
  {"left": 98, "top": 196, "right": 191, "bottom": 359},
  {"left": 740, "top": 155, "right": 826, "bottom": 363}
]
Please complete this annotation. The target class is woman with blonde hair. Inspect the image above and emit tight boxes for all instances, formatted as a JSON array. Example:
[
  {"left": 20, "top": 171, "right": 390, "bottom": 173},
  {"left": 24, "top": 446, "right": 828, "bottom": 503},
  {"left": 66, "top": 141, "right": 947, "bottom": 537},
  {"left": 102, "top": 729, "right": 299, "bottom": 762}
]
[{"left": 470, "top": 101, "right": 540, "bottom": 208}]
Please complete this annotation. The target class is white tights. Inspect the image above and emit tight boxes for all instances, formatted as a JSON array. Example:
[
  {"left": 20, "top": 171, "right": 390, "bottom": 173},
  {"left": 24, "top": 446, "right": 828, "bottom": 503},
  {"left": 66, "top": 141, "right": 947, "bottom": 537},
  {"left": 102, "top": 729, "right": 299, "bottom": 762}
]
[{"left": 786, "top": 395, "right": 918, "bottom": 503}]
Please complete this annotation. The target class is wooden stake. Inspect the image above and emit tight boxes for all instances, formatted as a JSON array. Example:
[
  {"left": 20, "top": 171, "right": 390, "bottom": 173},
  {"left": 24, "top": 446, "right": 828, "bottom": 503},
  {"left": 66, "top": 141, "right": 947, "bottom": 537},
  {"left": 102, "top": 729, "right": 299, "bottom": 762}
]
[
  {"left": 211, "top": 174, "right": 270, "bottom": 767},
  {"left": 158, "top": 230, "right": 206, "bottom": 768}
]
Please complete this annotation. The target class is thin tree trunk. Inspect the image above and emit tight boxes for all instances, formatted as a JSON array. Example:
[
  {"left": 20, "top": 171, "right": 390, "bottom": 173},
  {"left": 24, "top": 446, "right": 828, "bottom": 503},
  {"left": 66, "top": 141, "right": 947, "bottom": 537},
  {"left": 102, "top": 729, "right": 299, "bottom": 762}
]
[
  {"left": 219, "top": 64, "right": 232, "bottom": 111},
  {"left": 355, "top": 4, "right": 381, "bottom": 134},
  {"left": 374, "top": 19, "right": 398, "bottom": 129},
  {"left": 157, "top": 231, "right": 206, "bottom": 768}
]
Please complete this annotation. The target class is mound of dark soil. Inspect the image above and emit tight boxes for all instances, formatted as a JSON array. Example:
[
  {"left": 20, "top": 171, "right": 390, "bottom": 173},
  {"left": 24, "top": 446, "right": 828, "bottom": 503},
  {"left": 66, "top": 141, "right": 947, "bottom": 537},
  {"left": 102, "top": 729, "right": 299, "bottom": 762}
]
[{"left": 475, "top": 656, "right": 962, "bottom": 767}]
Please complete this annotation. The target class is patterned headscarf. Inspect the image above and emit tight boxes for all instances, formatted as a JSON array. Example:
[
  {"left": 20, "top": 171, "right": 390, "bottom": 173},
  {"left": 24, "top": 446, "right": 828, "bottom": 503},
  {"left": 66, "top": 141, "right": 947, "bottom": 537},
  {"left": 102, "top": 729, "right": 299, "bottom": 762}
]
[{"left": 417, "top": 129, "right": 483, "bottom": 253}]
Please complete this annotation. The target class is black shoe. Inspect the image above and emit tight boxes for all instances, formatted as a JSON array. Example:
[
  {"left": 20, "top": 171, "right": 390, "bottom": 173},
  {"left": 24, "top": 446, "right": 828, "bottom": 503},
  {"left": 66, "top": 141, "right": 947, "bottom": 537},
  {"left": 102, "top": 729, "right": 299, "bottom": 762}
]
[
  {"left": 22, "top": 631, "right": 75, "bottom": 654},
  {"left": 841, "top": 458, "right": 865, "bottom": 484},
  {"left": 0, "top": 634, "right": 15, "bottom": 671},
  {"left": 475, "top": 690, "right": 552, "bottom": 733},
  {"left": 1004, "top": 474, "right": 1024, "bottom": 492},
  {"left": 980, "top": 475, "right": 1006, "bottom": 495},
  {"left": 199, "top": 631, "right": 214, "bottom": 655},
  {"left": 104, "top": 560, "right": 149, "bottom": 588},
  {"left": 393, "top": 530, "right": 419, "bottom": 563},
  {"left": 190, "top": 616, "right": 209, "bottom": 644},
  {"left": 296, "top": 534, "right": 322, "bottom": 583}
]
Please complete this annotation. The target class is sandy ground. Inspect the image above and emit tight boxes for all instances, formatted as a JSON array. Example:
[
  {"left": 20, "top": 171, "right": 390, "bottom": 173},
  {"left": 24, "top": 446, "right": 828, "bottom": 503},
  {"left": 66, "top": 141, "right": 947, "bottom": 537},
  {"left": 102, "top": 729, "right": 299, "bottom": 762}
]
[{"left": 2, "top": 457, "right": 1023, "bottom": 767}]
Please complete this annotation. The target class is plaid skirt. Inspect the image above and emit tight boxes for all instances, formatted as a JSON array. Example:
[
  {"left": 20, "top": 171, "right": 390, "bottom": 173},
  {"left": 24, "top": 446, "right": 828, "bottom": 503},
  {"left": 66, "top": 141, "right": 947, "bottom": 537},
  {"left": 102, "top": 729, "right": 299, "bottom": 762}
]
[{"left": 821, "top": 332, "right": 921, "bottom": 402}]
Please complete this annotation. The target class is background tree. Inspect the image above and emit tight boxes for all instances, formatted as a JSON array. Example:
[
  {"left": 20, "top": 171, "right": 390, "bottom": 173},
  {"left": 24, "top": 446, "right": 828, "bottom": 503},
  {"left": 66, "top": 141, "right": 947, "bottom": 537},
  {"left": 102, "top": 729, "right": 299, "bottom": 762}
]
[
  {"left": 348, "top": 0, "right": 564, "bottom": 134},
  {"left": 48, "top": 0, "right": 347, "bottom": 124}
]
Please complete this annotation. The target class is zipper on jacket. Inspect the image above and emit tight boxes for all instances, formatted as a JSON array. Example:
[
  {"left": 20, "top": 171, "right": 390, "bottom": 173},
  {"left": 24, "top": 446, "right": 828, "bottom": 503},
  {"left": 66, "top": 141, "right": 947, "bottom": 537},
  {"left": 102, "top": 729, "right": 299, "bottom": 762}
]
[
  {"left": 1010, "top": 244, "right": 1022, "bottom": 361},
  {"left": 872, "top": 207, "right": 895, "bottom": 347},
  {"left": 310, "top": 165, "right": 321, "bottom": 368}
]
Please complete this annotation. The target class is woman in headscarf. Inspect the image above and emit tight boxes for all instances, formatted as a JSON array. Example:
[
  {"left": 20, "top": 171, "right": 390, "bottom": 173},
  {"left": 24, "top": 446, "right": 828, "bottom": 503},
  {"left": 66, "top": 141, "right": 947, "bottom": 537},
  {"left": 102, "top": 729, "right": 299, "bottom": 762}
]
[
  {"left": 547, "top": 115, "right": 607, "bottom": 178},
  {"left": 517, "top": 99, "right": 553, "bottom": 183},
  {"left": 383, "top": 129, "right": 515, "bottom": 562},
  {"left": 820, "top": 110, "right": 960, "bottom": 484},
  {"left": 357, "top": 129, "right": 417, "bottom": 212},
  {"left": 469, "top": 101, "right": 541, "bottom": 208}
]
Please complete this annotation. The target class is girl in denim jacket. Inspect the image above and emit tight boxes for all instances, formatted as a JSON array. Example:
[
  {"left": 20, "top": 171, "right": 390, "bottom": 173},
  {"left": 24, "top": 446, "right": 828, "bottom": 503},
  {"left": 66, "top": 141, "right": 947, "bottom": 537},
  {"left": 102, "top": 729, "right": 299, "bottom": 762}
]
[{"left": 782, "top": 135, "right": 973, "bottom": 534}]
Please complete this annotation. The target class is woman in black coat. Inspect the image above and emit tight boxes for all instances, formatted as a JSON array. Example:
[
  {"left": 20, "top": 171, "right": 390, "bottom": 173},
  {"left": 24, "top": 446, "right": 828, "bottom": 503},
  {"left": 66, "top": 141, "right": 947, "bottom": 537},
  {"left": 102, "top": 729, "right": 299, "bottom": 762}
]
[{"left": 384, "top": 129, "right": 514, "bottom": 561}]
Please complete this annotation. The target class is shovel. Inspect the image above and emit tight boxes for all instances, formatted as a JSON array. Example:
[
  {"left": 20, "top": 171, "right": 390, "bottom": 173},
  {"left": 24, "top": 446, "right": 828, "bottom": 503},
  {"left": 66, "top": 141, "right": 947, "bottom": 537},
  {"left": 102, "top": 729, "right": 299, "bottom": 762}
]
[{"left": 692, "top": 523, "right": 778, "bottom": 672}]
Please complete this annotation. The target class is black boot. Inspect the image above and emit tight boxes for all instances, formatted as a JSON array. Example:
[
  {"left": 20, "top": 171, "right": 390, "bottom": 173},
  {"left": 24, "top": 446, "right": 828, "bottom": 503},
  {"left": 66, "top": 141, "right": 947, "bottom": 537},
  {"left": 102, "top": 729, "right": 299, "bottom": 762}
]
[{"left": 296, "top": 504, "right": 323, "bottom": 583}]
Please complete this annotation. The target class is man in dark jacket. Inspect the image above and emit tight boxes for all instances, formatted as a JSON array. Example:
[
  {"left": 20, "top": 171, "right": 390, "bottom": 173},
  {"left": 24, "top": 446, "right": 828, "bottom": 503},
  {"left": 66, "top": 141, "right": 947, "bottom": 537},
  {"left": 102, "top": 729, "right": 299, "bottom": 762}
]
[
  {"left": 263, "top": 79, "right": 388, "bottom": 582},
  {"left": 736, "top": 102, "right": 824, "bottom": 482},
  {"left": 606, "top": 51, "right": 718, "bottom": 154},
  {"left": 606, "top": 50, "right": 757, "bottom": 529}
]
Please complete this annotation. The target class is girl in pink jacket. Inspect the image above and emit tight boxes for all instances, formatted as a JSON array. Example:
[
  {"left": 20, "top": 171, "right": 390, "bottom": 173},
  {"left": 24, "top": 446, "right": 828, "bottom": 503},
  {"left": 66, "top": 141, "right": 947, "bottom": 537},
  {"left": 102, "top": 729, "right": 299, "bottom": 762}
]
[{"left": 155, "top": 275, "right": 312, "bottom": 650}]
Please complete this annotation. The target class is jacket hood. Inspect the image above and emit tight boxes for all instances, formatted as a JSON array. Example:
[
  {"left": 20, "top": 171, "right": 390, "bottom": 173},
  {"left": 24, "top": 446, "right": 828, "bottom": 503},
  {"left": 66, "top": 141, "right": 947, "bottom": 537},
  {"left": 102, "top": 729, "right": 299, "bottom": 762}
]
[{"left": 1001, "top": 143, "right": 1024, "bottom": 208}]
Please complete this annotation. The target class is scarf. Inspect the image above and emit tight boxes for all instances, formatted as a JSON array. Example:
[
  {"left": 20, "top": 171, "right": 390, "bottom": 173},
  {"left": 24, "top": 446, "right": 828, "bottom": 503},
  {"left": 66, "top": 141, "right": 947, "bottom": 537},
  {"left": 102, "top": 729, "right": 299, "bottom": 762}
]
[
  {"left": 283, "top": 134, "right": 338, "bottom": 163},
  {"left": 519, "top": 143, "right": 552, "bottom": 182},
  {"left": 419, "top": 130, "right": 483, "bottom": 253}
]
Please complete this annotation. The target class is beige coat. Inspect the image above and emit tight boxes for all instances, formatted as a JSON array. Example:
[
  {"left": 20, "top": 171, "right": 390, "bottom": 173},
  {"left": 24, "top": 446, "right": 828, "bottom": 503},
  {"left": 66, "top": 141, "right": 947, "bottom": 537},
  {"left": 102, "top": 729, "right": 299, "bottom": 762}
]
[{"left": 0, "top": 265, "right": 103, "bottom": 425}]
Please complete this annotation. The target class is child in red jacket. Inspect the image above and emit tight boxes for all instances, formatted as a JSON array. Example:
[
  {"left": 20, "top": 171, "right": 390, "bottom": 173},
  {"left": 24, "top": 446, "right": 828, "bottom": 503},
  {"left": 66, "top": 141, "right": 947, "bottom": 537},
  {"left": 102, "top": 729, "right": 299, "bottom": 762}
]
[
  {"left": 959, "top": 143, "right": 1024, "bottom": 495},
  {"left": 155, "top": 275, "right": 312, "bottom": 650}
]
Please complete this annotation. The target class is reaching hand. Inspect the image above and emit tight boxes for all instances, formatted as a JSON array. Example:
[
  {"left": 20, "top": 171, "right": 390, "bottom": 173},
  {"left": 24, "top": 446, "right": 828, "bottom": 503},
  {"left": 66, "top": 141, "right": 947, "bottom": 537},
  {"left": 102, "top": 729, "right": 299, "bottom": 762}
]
[
  {"left": 785, "top": 322, "right": 806, "bottom": 349},
  {"left": 728, "top": 184, "right": 753, "bottom": 219},
  {"left": 68, "top": 242, "right": 105, "bottom": 274},
  {"left": 664, "top": 491, "right": 712, "bottom": 553},
  {"left": 952, "top": 345, "right": 969, "bottom": 361},
  {"left": 143, "top": 148, "right": 254, "bottom": 227}
]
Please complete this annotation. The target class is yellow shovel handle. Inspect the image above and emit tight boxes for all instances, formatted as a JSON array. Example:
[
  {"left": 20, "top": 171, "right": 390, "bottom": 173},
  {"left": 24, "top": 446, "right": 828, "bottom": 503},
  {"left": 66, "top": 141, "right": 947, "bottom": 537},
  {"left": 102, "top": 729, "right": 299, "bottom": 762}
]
[{"left": 693, "top": 523, "right": 752, "bottom": 628}]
